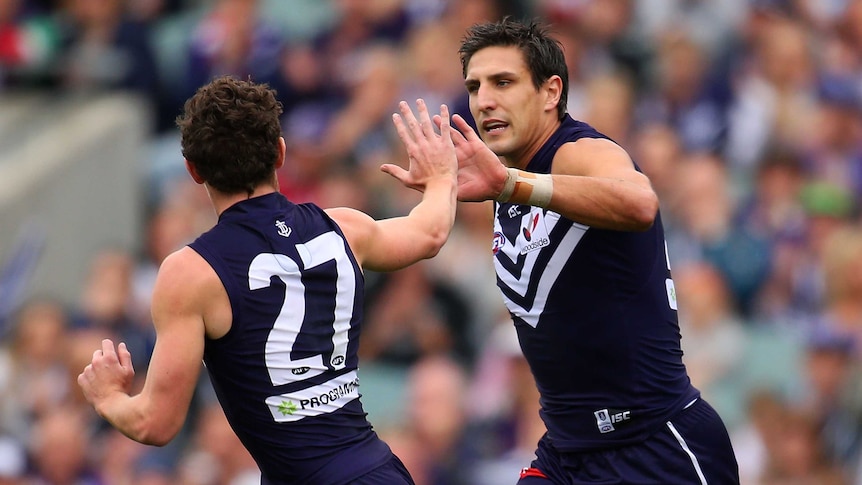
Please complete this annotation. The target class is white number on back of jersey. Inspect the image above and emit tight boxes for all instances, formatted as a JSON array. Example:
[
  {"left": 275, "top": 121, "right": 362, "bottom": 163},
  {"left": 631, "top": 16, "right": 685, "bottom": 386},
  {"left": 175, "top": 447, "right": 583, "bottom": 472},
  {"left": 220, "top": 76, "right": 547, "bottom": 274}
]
[{"left": 248, "top": 231, "right": 354, "bottom": 387}]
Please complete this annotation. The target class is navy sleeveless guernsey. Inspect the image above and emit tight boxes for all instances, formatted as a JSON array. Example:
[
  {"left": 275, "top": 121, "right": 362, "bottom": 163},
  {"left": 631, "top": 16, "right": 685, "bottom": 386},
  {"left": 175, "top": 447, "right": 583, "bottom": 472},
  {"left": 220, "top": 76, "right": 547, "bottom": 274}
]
[
  {"left": 493, "top": 115, "right": 700, "bottom": 452},
  {"left": 189, "top": 193, "right": 392, "bottom": 484}
]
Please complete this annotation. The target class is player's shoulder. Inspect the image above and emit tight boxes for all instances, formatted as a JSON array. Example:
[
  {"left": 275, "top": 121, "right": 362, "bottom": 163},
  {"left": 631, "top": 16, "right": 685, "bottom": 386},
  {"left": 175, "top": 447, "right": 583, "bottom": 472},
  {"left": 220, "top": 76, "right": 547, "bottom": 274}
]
[
  {"left": 161, "top": 245, "right": 207, "bottom": 269},
  {"left": 562, "top": 135, "right": 622, "bottom": 151},
  {"left": 324, "top": 206, "right": 374, "bottom": 224},
  {"left": 324, "top": 207, "right": 375, "bottom": 240},
  {"left": 554, "top": 136, "right": 632, "bottom": 175},
  {"left": 324, "top": 207, "right": 375, "bottom": 263},
  {"left": 156, "top": 246, "right": 220, "bottom": 294}
]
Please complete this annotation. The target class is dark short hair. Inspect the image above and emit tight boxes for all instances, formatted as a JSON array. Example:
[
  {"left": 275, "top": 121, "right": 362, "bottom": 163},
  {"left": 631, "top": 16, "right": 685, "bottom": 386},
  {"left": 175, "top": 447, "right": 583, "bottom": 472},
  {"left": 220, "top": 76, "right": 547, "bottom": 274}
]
[
  {"left": 176, "top": 76, "right": 283, "bottom": 195},
  {"left": 459, "top": 18, "right": 569, "bottom": 120}
]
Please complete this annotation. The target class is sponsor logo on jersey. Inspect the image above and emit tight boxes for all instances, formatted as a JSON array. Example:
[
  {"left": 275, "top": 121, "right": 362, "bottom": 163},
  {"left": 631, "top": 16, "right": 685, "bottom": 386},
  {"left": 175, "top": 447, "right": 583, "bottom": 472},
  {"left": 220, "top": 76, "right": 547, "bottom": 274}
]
[
  {"left": 492, "top": 232, "right": 506, "bottom": 254},
  {"left": 594, "top": 408, "right": 632, "bottom": 433},
  {"left": 295, "top": 378, "right": 359, "bottom": 412},
  {"left": 522, "top": 213, "right": 540, "bottom": 241},
  {"left": 266, "top": 370, "right": 361, "bottom": 422},
  {"left": 275, "top": 220, "right": 292, "bottom": 238},
  {"left": 275, "top": 378, "right": 359, "bottom": 417},
  {"left": 520, "top": 237, "right": 549, "bottom": 255},
  {"left": 518, "top": 210, "right": 550, "bottom": 255}
]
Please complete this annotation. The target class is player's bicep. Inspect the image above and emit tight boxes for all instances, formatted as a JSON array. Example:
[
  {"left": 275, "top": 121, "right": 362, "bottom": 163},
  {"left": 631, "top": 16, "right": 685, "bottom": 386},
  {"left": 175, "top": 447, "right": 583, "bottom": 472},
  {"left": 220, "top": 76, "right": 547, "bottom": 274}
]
[
  {"left": 141, "top": 249, "right": 207, "bottom": 436},
  {"left": 327, "top": 207, "right": 435, "bottom": 272},
  {"left": 553, "top": 138, "right": 652, "bottom": 189},
  {"left": 363, "top": 216, "right": 439, "bottom": 271}
]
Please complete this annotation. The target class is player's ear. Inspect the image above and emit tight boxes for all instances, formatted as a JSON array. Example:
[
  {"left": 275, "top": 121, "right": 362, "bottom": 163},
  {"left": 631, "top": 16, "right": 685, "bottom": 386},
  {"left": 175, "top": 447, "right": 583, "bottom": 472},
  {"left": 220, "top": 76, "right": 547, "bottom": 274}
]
[
  {"left": 185, "top": 159, "right": 205, "bottom": 184},
  {"left": 275, "top": 137, "right": 286, "bottom": 170},
  {"left": 544, "top": 75, "right": 563, "bottom": 114}
]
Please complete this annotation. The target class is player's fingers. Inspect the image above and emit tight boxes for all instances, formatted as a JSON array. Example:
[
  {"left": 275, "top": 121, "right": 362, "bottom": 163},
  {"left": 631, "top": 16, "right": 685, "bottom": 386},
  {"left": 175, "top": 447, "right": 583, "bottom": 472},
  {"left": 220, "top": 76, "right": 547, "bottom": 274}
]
[
  {"left": 438, "top": 104, "right": 453, "bottom": 145},
  {"left": 101, "top": 338, "right": 117, "bottom": 360},
  {"left": 415, "top": 99, "right": 436, "bottom": 139},
  {"left": 399, "top": 101, "right": 424, "bottom": 141},
  {"left": 452, "top": 114, "right": 481, "bottom": 142},
  {"left": 450, "top": 125, "right": 468, "bottom": 147},
  {"left": 118, "top": 342, "right": 134, "bottom": 374},
  {"left": 435, "top": 114, "right": 466, "bottom": 146},
  {"left": 433, "top": 115, "right": 458, "bottom": 145},
  {"left": 391, "top": 113, "right": 416, "bottom": 151},
  {"left": 77, "top": 368, "right": 90, "bottom": 386},
  {"left": 380, "top": 164, "right": 410, "bottom": 183}
]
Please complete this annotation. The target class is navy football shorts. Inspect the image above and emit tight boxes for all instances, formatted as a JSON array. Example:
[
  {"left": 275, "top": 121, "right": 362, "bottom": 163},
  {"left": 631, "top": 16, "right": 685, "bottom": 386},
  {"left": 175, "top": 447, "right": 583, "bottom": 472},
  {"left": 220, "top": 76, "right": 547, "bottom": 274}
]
[
  {"left": 349, "top": 454, "right": 415, "bottom": 485},
  {"left": 518, "top": 398, "right": 739, "bottom": 484}
]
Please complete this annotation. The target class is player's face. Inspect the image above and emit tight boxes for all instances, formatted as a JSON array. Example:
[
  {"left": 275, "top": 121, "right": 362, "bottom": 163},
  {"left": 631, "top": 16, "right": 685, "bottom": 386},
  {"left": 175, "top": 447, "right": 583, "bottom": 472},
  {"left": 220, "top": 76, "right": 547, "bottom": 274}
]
[{"left": 465, "top": 46, "right": 557, "bottom": 165}]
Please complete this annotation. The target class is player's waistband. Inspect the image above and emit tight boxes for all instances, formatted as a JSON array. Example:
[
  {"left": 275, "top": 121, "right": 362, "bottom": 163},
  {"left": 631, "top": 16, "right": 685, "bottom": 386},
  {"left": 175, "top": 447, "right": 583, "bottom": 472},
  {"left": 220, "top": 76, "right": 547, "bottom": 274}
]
[
  {"left": 540, "top": 388, "right": 701, "bottom": 453},
  {"left": 261, "top": 433, "right": 392, "bottom": 485}
]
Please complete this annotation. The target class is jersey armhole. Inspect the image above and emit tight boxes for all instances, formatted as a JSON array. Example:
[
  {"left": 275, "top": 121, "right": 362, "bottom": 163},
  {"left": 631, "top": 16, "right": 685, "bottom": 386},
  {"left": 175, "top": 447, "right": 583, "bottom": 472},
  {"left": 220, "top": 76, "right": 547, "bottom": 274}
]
[
  {"left": 187, "top": 242, "right": 243, "bottom": 342},
  {"left": 309, "top": 203, "right": 366, "bottom": 285}
]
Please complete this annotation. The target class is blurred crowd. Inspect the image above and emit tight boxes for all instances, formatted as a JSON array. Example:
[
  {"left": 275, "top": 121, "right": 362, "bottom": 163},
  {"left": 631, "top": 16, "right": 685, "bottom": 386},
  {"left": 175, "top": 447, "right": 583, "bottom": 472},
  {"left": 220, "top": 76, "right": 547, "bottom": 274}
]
[{"left": 2, "top": 0, "right": 862, "bottom": 483}]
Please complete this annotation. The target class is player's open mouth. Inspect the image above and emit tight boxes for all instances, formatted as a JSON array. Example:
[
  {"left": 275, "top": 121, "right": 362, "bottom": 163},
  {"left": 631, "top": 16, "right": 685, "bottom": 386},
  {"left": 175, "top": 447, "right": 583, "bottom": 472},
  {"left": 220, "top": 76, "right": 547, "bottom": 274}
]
[{"left": 482, "top": 120, "right": 508, "bottom": 134}]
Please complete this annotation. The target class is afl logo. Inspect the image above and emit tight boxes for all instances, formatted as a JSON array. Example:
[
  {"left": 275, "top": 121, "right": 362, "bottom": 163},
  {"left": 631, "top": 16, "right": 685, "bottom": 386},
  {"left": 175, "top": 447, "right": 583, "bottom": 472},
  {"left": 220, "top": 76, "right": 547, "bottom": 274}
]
[
  {"left": 332, "top": 355, "right": 345, "bottom": 366},
  {"left": 492, "top": 232, "right": 506, "bottom": 254},
  {"left": 292, "top": 367, "right": 310, "bottom": 375}
]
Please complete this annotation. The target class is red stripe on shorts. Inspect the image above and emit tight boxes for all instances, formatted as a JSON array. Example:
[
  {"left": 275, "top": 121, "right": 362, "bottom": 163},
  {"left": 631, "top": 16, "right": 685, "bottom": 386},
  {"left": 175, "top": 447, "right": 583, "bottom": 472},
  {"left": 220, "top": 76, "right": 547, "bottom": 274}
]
[{"left": 519, "top": 467, "right": 548, "bottom": 479}]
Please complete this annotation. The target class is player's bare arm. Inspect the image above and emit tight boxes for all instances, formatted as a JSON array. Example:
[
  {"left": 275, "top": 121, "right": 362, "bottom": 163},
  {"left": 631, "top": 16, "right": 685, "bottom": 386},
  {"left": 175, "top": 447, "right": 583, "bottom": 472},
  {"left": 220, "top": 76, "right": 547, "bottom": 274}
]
[
  {"left": 446, "top": 114, "right": 657, "bottom": 231},
  {"left": 543, "top": 138, "right": 658, "bottom": 231},
  {"left": 78, "top": 247, "right": 209, "bottom": 446},
  {"left": 334, "top": 99, "right": 457, "bottom": 272}
]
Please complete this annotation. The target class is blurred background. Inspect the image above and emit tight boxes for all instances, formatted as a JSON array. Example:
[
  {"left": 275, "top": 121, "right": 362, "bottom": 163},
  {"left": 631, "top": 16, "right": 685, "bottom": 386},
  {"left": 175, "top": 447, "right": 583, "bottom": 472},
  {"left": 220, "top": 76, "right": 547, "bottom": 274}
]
[{"left": 1, "top": 0, "right": 862, "bottom": 483}]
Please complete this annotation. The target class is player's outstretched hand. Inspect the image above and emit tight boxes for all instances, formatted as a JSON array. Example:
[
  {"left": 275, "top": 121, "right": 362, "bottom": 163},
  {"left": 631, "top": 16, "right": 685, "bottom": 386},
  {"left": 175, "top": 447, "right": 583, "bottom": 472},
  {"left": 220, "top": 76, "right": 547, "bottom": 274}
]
[
  {"left": 78, "top": 339, "right": 135, "bottom": 411},
  {"left": 434, "top": 113, "right": 510, "bottom": 202},
  {"left": 381, "top": 99, "right": 457, "bottom": 192}
]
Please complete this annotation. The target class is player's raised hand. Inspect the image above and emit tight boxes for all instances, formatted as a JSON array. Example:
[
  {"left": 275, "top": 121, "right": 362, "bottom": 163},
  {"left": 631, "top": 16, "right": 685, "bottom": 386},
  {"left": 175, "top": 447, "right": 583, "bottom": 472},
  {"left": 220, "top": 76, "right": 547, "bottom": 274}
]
[
  {"left": 434, "top": 113, "right": 510, "bottom": 203},
  {"left": 381, "top": 99, "right": 457, "bottom": 192},
  {"left": 78, "top": 339, "right": 135, "bottom": 410}
]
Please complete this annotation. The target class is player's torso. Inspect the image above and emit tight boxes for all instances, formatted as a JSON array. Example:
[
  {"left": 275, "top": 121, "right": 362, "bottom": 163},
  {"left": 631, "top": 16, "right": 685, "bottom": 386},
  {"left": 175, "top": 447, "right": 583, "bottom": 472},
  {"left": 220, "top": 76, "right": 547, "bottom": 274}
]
[
  {"left": 492, "top": 118, "right": 697, "bottom": 451},
  {"left": 189, "top": 193, "right": 391, "bottom": 483}
]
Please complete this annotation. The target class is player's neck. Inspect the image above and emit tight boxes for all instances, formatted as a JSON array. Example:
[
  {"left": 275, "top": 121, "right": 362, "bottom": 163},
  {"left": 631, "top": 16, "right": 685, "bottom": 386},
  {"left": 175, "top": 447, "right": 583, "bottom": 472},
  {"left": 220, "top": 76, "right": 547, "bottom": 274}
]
[
  {"left": 505, "top": 118, "right": 562, "bottom": 169},
  {"left": 208, "top": 184, "right": 279, "bottom": 216}
]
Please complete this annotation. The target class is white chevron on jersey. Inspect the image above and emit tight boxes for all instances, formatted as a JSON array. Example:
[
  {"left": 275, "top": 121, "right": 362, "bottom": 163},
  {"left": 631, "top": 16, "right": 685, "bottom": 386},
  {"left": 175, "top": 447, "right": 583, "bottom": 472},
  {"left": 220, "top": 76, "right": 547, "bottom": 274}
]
[{"left": 494, "top": 206, "right": 589, "bottom": 327}]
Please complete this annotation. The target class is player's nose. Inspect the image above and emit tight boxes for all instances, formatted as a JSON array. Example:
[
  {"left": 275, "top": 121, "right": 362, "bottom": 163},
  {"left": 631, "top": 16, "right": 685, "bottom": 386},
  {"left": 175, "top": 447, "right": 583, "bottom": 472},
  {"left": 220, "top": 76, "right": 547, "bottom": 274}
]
[{"left": 474, "top": 85, "right": 497, "bottom": 112}]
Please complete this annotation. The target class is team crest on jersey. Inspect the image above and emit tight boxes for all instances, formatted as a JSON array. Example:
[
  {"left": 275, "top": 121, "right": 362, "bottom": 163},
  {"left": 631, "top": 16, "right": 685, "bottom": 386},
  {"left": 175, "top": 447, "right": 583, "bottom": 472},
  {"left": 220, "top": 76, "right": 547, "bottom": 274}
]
[
  {"left": 275, "top": 220, "right": 292, "bottom": 238},
  {"left": 492, "top": 232, "right": 506, "bottom": 254}
]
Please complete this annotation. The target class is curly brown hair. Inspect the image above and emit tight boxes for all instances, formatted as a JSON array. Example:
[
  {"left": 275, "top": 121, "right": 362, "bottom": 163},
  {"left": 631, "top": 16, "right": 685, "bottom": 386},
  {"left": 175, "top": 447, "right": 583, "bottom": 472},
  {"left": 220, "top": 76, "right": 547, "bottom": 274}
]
[{"left": 176, "top": 76, "right": 284, "bottom": 195}]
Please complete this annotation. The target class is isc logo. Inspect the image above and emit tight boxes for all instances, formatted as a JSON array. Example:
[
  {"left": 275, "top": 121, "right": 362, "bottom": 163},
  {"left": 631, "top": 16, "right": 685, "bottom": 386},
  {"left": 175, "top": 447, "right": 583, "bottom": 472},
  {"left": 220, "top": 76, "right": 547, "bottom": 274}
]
[
  {"left": 612, "top": 411, "right": 631, "bottom": 423},
  {"left": 594, "top": 409, "right": 632, "bottom": 433}
]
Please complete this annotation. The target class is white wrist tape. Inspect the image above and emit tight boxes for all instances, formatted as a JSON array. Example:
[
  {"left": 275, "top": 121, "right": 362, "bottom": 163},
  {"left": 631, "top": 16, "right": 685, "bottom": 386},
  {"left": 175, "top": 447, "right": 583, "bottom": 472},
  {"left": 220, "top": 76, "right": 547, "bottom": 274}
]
[
  {"left": 496, "top": 168, "right": 554, "bottom": 207},
  {"left": 496, "top": 168, "right": 517, "bottom": 202}
]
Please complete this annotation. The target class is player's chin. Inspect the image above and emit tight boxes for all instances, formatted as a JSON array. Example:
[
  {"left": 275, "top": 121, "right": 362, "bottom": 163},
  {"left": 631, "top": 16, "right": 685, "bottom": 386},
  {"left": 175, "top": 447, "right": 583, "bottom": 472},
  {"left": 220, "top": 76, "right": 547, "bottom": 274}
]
[{"left": 485, "top": 139, "right": 514, "bottom": 158}]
